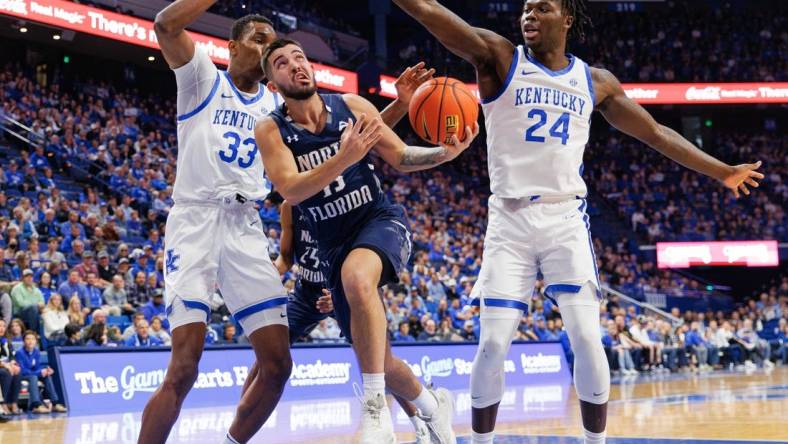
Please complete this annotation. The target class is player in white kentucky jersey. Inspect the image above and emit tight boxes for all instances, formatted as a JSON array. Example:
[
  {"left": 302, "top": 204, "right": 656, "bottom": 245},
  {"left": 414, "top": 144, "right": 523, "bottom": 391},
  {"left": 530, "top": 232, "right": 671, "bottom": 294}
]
[
  {"left": 139, "top": 2, "right": 289, "bottom": 444},
  {"left": 395, "top": 1, "right": 765, "bottom": 444}
]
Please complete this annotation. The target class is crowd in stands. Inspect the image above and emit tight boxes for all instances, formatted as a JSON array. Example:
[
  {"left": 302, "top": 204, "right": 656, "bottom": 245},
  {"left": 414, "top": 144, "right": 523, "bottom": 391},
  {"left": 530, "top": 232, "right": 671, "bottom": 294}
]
[
  {"left": 390, "top": 0, "right": 787, "bottom": 83},
  {"left": 586, "top": 131, "right": 787, "bottom": 245}
]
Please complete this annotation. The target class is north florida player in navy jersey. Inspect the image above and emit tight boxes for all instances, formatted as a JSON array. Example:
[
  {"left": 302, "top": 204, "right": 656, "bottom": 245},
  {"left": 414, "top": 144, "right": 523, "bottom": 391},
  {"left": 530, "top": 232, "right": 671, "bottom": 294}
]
[
  {"left": 394, "top": 1, "right": 765, "bottom": 444},
  {"left": 257, "top": 39, "right": 480, "bottom": 443},
  {"left": 278, "top": 201, "right": 431, "bottom": 442},
  {"left": 139, "top": 2, "right": 291, "bottom": 444}
]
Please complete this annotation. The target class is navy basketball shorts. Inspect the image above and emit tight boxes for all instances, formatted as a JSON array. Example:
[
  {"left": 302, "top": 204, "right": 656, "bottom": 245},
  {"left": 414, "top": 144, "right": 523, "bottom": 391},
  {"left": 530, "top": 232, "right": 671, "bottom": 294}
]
[
  {"left": 287, "top": 280, "right": 330, "bottom": 344},
  {"left": 323, "top": 207, "right": 412, "bottom": 343}
]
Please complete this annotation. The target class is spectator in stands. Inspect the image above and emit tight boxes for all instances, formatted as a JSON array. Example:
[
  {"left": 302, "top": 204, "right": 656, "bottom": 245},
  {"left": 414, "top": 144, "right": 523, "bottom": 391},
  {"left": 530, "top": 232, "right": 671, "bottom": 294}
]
[
  {"left": 736, "top": 319, "right": 774, "bottom": 369},
  {"left": 11, "top": 252, "right": 30, "bottom": 281},
  {"left": 394, "top": 321, "right": 415, "bottom": 342},
  {"left": 0, "top": 291, "right": 10, "bottom": 326},
  {"left": 704, "top": 320, "right": 723, "bottom": 369},
  {"left": 605, "top": 320, "right": 637, "bottom": 375},
  {"left": 57, "top": 270, "right": 88, "bottom": 309},
  {"left": 83, "top": 272, "right": 105, "bottom": 313},
  {"left": 149, "top": 316, "right": 171, "bottom": 346},
  {"left": 426, "top": 273, "right": 447, "bottom": 301},
  {"left": 630, "top": 315, "right": 663, "bottom": 371},
  {"left": 74, "top": 251, "right": 99, "bottom": 282},
  {"left": 103, "top": 274, "right": 133, "bottom": 315},
  {"left": 46, "top": 260, "right": 67, "bottom": 288},
  {"left": 83, "top": 323, "right": 109, "bottom": 347},
  {"left": 0, "top": 249, "right": 15, "bottom": 283},
  {"left": 7, "top": 319, "right": 25, "bottom": 351},
  {"left": 37, "top": 211, "right": 61, "bottom": 242},
  {"left": 0, "top": 319, "right": 21, "bottom": 415},
  {"left": 96, "top": 250, "right": 116, "bottom": 283},
  {"left": 15, "top": 331, "right": 66, "bottom": 413},
  {"left": 116, "top": 258, "right": 132, "bottom": 287},
  {"left": 434, "top": 319, "right": 458, "bottom": 342},
  {"left": 418, "top": 319, "right": 438, "bottom": 341},
  {"left": 126, "top": 271, "right": 149, "bottom": 307},
  {"left": 122, "top": 312, "right": 147, "bottom": 341},
  {"left": 141, "top": 289, "right": 166, "bottom": 325},
  {"left": 307, "top": 318, "right": 341, "bottom": 342},
  {"left": 41, "top": 293, "right": 69, "bottom": 343},
  {"left": 66, "top": 295, "right": 87, "bottom": 325},
  {"left": 62, "top": 323, "right": 83, "bottom": 346},
  {"left": 10, "top": 269, "right": 44, "bottom": 333},
  {"left": 37, "top": 272, "right": 56, "bottom": 304},
  {"left": 123, "top": 319, "right": 161, "bottom": 347},
  {"left": 685, "top": 322, "right": 711, "bottom": 371},
  {"left": 40, "top": 239, "right": 65, "bottom": 266},
  {"left": 461, "top": 320, "right": 477, "bottom": 341},
  {"left": 26, "top": 238, "right": 42, "bottom": 271},
  {"left": 218, "top": 323, "right": 237, "bottom": 344}
]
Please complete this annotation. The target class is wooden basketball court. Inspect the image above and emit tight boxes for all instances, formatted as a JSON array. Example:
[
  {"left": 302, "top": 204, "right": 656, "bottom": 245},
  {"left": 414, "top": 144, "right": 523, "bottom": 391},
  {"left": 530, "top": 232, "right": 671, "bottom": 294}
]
[{"left": 1, "top": 367, "right": 785, "bottom": 443}]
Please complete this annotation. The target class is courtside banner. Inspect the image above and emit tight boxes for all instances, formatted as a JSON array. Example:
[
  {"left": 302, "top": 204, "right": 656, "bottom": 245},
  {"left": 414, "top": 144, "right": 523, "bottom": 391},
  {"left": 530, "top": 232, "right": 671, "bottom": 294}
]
[
  {"left": 0, "top": 0, "right": 358, "bottom": 93},
  {"left": 55, "top": 341, "right": 570, "bottom": 415},
  {"left": 379, "top": 75, "right": 788, "bottom": 104},
  {"left": 656, "top": 240, "right": 779, "bottom": 268}
]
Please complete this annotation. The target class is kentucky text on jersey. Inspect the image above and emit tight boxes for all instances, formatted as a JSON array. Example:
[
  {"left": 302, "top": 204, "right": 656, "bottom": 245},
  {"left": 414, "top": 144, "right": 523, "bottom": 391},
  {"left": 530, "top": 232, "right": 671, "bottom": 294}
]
[
  {"left": 212, "top": 109, "right": 257, "bottom": 131},
  {"left": 514, "top": 87, "right": 588, "bottom": 116}
]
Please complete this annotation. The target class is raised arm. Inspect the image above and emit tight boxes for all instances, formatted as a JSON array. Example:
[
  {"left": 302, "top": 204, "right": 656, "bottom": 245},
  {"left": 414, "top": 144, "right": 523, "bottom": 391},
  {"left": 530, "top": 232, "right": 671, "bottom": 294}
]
[
  {"left": 274, "top": 201, "right": 294, "bottom": 275},
  {"left": 393, "top": 0, "right": 512, "bottom": 68},
  {"left": 379, "top": 62, "right": 435, "bottom": 128},
  {"left": 255, "top": 115, "right": 382, "bottom": 205},
  {"left": 154, "top": 0, "right": 217, "bottom": 68},
  {"left": 592, "top": 68, "right": 764, "bottom": 198},
  {"left": 343, "top": 94, "right": 479, "bottom": 173}
]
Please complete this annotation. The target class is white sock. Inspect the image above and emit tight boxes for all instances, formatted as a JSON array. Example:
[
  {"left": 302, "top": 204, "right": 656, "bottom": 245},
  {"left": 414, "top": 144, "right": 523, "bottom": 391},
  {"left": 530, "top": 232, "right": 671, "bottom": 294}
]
[
  {"left": 471, "top": 430, "right": 494, "bottom": 444},
  {"left": 411, "top": 386, "right": 439, "bottom": 417},
  {"left": 362, "top": 373, "right": 386, "bottom": 399},
  {"left": 584, "top": 429, "right": 606, "bottom": 444},
  {"left": 223, "top": 433, "right": 241, "bottom": 444},
  {"left": 409, "top": 414, "right": 427, "bottom": 433}
]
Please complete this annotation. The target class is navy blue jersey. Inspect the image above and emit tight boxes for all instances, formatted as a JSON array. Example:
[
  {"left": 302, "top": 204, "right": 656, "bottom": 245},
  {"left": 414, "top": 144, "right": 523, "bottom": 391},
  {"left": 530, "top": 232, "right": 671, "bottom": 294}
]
[
  {"left": 270, "top": 94, "right": 391, "bottom": 249},
  {"left": 291, "top": 205, "right": 325, "bottom": 285}
]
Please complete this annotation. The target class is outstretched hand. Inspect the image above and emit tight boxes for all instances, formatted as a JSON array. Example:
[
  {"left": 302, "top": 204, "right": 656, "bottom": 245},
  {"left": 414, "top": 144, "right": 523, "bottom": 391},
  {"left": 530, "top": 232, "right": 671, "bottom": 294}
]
[
  {"left": 339, "top": 114, "right": 383, "bottom": 164},
  {"left": 394, "top": 62, "right": 436, "bottom": 105},
  {"left": 438, "top": 121, "right": 480, "bottom": 163},
  {"left": 721, "top": 160, "right": 764, "bottom": 198}
]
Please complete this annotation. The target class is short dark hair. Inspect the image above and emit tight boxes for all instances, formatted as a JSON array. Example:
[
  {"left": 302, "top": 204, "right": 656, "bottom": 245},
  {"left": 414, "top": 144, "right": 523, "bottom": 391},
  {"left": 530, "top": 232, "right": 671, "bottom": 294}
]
[
  {"left": 262, "top": 38, "right": 305, "bottom": 78},
  {"left": 230, "top": 14, "right": 274, "bottom": 41},
  {"left": 65, "top": 323, "right": 81, "bottom": 338},
  {"left": 23, "top": 330, "right": 38, "bottom": 340}
]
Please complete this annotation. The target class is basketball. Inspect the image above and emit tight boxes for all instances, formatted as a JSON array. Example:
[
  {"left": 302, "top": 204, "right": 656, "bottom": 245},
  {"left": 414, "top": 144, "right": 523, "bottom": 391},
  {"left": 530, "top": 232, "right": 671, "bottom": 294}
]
[{"left": 408, "top": 76, "right": 479, "bottom": 146}]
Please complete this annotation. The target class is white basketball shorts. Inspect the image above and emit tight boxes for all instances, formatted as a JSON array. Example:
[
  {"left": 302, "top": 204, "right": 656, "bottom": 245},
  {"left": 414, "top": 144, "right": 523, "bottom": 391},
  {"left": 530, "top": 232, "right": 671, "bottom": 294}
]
[
  {"left": 163, "top": 196, "right": 288, "bottom": 334},
  {"left": 471, "top": 195, "right": 601, "bottom": 318}
]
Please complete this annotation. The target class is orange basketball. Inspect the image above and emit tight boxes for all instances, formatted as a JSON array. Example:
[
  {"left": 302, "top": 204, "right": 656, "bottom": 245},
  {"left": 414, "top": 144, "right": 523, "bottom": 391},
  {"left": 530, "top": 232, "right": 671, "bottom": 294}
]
[{"left": 408, "top": 77, "right": 479, "bottom": 146}]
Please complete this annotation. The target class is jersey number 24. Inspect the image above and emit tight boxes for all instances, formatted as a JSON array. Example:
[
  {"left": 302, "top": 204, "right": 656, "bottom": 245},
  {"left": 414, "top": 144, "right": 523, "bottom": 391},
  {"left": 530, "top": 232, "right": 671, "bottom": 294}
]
[{"left": 524, "top": 109, "right": 570, "bottom": 145}]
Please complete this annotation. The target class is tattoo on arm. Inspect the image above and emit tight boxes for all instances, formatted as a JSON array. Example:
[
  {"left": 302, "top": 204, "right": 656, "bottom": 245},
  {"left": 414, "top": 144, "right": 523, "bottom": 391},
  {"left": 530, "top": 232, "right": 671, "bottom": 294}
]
[{"left": 401, "top": 146, "right": 447, "bottom": 166}]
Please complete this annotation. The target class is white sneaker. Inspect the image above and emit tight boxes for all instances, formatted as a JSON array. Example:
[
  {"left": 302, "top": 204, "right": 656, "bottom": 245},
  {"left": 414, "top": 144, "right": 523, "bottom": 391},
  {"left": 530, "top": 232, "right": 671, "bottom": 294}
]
[
  {"left": 764, "top": 360, "right": 775, "bottom": 369},
  {"left": 353, "top": 384, "right": 395, "bottom": 444},
  {"left": 414, "top": 418, "right": 431, "bottom": 444},
  {"left": 419, "top": 387, "right": 456, "bottom": 444}
]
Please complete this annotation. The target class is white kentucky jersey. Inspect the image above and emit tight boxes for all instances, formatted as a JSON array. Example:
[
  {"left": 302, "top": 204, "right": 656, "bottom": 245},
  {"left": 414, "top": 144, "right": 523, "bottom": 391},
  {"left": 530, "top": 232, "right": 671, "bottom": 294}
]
[
  {"left": 172, "top": 46, "right": 281, "bottom": 202},
  {"left": 481, "top": 45, "right": 595, "bottom": 199}
]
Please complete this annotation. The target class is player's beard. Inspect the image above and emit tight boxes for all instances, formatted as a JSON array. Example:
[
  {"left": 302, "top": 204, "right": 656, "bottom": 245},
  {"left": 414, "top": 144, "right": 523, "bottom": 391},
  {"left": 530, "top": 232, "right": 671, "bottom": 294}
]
[{"left": 279, "top": 79, "right": 317, "bottom": 100}]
